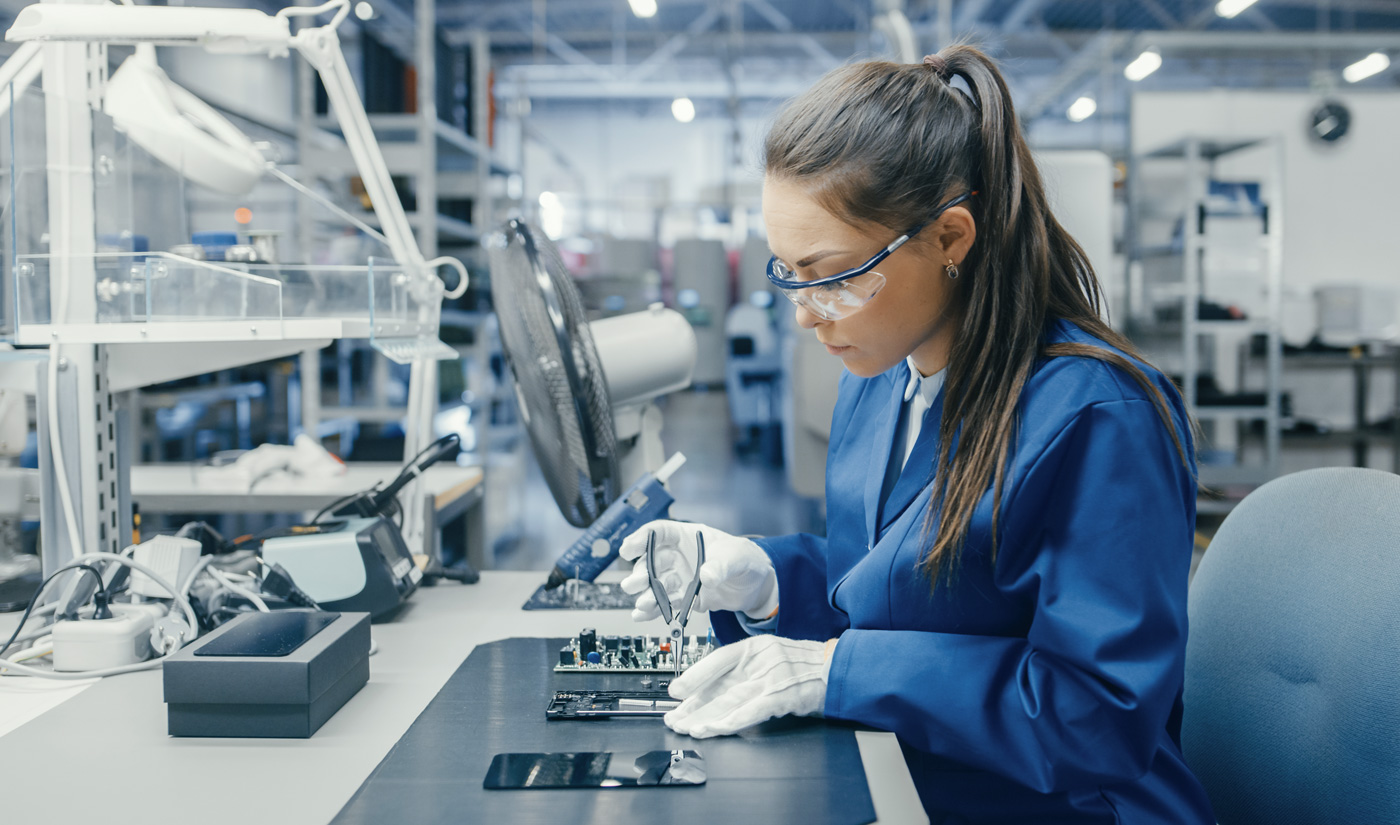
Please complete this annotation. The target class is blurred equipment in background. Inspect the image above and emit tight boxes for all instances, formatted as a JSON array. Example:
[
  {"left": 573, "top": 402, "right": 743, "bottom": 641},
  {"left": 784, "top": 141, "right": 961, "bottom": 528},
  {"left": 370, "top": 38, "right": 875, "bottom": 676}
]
[
  {"left": 672, "top": 239, "right": 730, "bottom": 387},
  {"left": 486, "top": 220, "right": 696, "bottom": 600},
  {"left": 0, "top": 355, "right": 40, "bottom": 612},
  {"left": 725, "top": 296, "right": 782, "bottom": 459},
  {"left": 726, "top": 236, "right": 782, "bottom": 458},
  {"left": 1314, "top": 285, "right": 1400, "bottom": 347}
]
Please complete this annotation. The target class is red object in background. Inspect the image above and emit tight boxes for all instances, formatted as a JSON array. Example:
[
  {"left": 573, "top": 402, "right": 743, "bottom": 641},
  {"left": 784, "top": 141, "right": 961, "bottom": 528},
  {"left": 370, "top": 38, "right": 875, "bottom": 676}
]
[
  {"left": 488, "top": 70, "right": 496, "bottom": 148},
  {"left": 726, "top": 247, "right": 741, "bottom": 307}
]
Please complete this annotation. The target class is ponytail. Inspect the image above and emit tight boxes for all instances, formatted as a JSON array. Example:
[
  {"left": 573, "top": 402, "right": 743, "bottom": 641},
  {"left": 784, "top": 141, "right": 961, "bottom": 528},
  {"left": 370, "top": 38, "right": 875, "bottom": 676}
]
[{"left": 764, "top": 46, "right": 1193, "bottom": 590}]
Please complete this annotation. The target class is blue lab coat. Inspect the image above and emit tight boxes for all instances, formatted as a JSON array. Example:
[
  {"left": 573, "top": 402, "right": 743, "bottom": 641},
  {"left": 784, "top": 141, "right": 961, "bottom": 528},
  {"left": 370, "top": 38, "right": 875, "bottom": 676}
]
[{"left": 712, "top": 319, "right": 1217, "bottom": 823}]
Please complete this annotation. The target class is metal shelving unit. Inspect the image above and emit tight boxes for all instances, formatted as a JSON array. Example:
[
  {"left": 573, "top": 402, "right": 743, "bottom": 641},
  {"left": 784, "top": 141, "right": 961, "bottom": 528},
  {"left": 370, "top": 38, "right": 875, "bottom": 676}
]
[{"left": 1128, "top": 135, "right": 1285, "bottom": 498}]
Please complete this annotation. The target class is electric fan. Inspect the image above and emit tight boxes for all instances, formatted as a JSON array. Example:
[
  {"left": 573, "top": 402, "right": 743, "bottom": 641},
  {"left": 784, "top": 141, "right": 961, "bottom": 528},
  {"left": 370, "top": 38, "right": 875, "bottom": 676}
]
[{"left": 486, "top": 220, "right": 696, "bottom": 605}]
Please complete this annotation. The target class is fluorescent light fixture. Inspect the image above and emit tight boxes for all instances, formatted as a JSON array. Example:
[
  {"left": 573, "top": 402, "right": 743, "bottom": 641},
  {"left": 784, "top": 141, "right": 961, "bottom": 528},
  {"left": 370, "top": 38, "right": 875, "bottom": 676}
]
[
  {"left": 1343, "top": 52, "right": 1390, "bottom": 83},
  {"left": 354, "top": 2, "right": 373, "bottom": 20},
  {"left": 1214, "top": 0, "right": 1259, "bottom": 18},
  {"left": 671, "top": 96, "right": 696, "bottom": 123},
  {"left": 628, "top": 0, "right": 657, "bottom": 18},
  {"left": 1066, "top": 96, "right": 1097, "bottom": 122},
  {"left": 1124, "top": 48, "right": 1162, "bottom": 82}
]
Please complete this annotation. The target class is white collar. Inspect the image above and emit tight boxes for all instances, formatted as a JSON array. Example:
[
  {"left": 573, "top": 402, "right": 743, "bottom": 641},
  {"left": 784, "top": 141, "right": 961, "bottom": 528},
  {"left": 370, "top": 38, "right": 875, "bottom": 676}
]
[{"left": 903, "top": 356, "right": 946, "bottom": 404}]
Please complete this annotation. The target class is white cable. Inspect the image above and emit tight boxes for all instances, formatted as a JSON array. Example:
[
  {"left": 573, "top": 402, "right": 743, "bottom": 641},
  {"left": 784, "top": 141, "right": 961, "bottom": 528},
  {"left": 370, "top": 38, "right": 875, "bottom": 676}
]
[
  {"left": 426, "top": 256, "right": 469, "bottom": 300},
  {"left": 9, "top": 643, "right": 52, "bottom": 664},
  {"left": 47, "top": 347, "right": 84, "bottom": 558},
  {"left": 208, "top": 567, "right": 270, "bottom": 613},
  {"left": 1, "top": 553, "right": 199, "bottom": 679},
  {"left": 71, "top": 552, "right": 199, "bottom": 639},
  {"left": 179, "top": 554, "right": 214, "bottom": 605}
]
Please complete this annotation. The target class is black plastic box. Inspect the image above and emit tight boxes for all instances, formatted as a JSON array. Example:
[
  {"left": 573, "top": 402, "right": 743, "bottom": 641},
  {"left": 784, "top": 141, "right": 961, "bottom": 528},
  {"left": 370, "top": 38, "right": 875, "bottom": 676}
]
[{"left": 163, "top": 611, "right": 370, "bottom": 738}]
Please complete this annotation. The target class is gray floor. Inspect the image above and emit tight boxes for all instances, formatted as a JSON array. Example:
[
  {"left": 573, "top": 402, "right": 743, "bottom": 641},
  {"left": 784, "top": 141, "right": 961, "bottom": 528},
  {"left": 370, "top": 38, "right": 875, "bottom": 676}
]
[{"left": 488, "top": 389, "right": 821, "bottom": 572}]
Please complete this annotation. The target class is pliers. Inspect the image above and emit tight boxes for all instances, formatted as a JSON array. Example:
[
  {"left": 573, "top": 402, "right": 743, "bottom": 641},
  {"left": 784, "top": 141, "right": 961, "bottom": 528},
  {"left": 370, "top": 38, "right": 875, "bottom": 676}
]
[{"left": 646, "top": 529, "right": 704, "bottom": 677}]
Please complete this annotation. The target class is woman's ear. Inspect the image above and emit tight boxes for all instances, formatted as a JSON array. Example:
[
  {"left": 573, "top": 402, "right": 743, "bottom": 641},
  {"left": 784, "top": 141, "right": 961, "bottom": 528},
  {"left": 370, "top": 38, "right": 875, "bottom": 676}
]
[{"left": 934, "top": 206, "right": 977, "bottom": 265}]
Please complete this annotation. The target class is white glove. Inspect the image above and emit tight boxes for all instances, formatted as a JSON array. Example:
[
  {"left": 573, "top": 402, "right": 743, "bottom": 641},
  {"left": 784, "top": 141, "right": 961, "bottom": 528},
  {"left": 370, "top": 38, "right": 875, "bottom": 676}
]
[
  {"left": 664, "top": 635, "right": 835, "bottom": 738},
  {"left": 619, "top": 520, "right": 779, "bottom": 622}
]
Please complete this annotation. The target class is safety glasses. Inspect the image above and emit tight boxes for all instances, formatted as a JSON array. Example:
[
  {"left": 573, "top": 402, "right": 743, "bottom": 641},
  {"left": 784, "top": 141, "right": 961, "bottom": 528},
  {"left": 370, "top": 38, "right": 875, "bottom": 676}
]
[{"left": 765, "top": 191, "right": 975, "bottom": 321}]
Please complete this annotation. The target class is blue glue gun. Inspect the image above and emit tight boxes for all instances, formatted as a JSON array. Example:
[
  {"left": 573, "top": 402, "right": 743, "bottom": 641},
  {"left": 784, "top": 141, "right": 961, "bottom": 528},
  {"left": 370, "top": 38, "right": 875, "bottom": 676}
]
[{"left": 544, "top": 452, "right": 687, "bottom": 589}]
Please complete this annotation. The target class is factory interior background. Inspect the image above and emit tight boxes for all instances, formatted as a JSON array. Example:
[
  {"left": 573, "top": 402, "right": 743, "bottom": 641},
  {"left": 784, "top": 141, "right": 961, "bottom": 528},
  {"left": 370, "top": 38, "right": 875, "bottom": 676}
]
[
  {"left": 1, "top": 0, "right": 1398, "bottom": 821},
  {"left": 21, "top": 0, "right": 1387, "bottom": 572}
]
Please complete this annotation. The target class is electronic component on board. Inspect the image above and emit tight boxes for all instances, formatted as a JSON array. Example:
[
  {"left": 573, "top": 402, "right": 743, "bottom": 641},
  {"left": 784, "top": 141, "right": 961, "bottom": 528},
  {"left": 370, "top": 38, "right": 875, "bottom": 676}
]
[
  {"left": 546, "top": 690, "right": 680, "bottom": 719},
  {"left": 554, "top": 628, "right": 717, "bottom": 674}
]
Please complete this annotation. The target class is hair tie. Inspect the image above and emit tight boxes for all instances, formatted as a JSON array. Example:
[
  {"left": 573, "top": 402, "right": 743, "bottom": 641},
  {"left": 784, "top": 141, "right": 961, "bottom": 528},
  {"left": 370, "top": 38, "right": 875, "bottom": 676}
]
[{"left": 922, "top": 53, "right": 950, "bottom": 81}]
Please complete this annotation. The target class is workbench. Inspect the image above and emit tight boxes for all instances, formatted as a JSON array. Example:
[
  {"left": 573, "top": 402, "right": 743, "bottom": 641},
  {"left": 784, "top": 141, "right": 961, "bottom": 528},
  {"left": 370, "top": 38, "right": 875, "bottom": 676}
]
[{"left": 0, "top": 572, "right": 925, "bottom": 825}]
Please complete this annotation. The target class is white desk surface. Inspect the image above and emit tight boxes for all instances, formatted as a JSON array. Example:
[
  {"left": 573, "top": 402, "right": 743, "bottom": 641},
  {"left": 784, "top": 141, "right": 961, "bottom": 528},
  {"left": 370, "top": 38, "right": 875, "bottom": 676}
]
[
  {"left": 0, "top": 572, "right": 925, "bottom": 825},
  {"left": 130, "top": 462, "right": 484, "bottom": 513}
]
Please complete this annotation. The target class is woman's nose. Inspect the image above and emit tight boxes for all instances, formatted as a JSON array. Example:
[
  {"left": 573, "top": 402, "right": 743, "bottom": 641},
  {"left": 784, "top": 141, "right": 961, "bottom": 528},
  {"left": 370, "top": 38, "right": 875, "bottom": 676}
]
[{"left": 795, "top": 305, "right": 824, "bottom": 330}]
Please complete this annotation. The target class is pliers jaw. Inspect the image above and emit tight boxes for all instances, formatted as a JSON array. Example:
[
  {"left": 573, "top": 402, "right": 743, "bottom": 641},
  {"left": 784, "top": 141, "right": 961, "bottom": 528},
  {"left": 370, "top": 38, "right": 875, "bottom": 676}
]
[{"left": 644, "top": 529, "right": 706, "bottom": 677}]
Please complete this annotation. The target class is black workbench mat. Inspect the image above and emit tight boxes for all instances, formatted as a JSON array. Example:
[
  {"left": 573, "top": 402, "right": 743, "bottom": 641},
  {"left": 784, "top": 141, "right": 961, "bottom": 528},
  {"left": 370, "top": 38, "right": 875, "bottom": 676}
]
[{"left": 331, "top": 637, "right": 876, "bottom": 825}]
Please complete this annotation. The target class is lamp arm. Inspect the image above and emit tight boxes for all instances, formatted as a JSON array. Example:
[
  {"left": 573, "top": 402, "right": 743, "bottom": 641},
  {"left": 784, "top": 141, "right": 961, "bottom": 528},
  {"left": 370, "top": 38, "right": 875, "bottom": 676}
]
[
  {"left": 293, "top": 24, "right": 427, "bottom": 276},
  {"left": 0, "top": 41, "right": 43, "bottom": 118}
]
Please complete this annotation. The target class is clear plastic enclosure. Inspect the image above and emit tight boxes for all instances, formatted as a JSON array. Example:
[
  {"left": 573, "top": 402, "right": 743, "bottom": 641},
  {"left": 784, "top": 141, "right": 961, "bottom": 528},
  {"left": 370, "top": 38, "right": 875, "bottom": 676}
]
[{"left": 1, "top": 84, "right": 450, "bottom": 361}]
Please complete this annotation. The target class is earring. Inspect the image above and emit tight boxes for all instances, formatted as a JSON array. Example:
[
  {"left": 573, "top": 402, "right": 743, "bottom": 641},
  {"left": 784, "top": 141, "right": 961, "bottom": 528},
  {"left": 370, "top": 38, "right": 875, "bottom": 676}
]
[{"left": 945, "top": 259, "right": 959, "bottom": 279}]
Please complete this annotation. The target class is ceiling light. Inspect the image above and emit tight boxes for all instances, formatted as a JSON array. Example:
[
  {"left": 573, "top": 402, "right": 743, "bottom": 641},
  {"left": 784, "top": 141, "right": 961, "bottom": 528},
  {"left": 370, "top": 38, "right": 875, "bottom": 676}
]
[
  {"left": 1343, "top": 52, "right": 1390, "bottom": 83},
  {"left": 671, "top": 96, "right": 695, "bottom": 123},
  {"left": 354, "top": 2, "right": 373, "bottom": 20},
  {"left": 1124, "top": 48, "right": 1162, "bottom": 82},
  {"left": 1214, "top": 0, "right": 1259, "bottom": 18},
  {"left": 628, "top": 0, "right": 658, "bottom": 18},
  {"left": 1066, "top": 96, "right": 1097, "bottom": 123}
]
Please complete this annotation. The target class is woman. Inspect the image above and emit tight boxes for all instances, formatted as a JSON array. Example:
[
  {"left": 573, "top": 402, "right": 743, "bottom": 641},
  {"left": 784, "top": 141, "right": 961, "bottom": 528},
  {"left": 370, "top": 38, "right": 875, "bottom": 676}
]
[{"left": 619, "top": 46, "right": 1216, "bottom": 823}]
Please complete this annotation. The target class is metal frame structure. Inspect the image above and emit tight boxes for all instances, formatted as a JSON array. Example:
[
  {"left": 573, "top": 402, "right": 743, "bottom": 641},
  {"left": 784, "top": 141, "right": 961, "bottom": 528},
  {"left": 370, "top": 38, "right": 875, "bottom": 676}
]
[
  {"left": 424, "top": 0, "right": 1400, "bottom": 156},
  {"left": 1130, "top": 134, "right": 1285, "bottom": 507},
  {"left": 2, "top": 0, "right": 465, "bottom": 595}
]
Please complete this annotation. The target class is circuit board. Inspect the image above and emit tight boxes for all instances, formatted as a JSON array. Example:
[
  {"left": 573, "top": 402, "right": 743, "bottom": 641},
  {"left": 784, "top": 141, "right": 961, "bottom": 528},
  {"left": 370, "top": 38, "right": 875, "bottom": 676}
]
[
  {"left": 554, "top": 628, "right": 717, "bottom": 673},
  {"left": 521, "top": 581, "right": 635, "bottom": 611},
  {"left": 546, "top": 689, "right": 680, "bottom": 719}
]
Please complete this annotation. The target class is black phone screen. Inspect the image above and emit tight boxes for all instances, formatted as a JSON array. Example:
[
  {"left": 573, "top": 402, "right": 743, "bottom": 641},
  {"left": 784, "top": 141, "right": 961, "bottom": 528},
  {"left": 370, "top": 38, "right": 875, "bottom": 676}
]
[
  {"left": 194, "top": 611, "right": 340, "bottom": 657},
  {"left": 483, "top": 750, "right": 705, "bottom": 789}
]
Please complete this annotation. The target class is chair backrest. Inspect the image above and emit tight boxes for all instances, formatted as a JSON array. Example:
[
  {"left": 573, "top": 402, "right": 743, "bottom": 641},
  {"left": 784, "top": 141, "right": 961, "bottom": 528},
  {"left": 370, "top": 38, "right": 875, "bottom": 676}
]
[{"left": 1184, "top": 467, "right": 1400, "bottom": 824}]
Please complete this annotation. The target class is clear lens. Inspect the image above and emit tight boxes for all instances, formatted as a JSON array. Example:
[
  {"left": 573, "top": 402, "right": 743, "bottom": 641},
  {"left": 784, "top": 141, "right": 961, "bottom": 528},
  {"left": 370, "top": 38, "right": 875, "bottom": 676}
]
[
  {"left": 769, "top": 258, "right": 800, "bottom": 283},
  {"left": 779, "top": 271, "right": 885, "bottom": 320}
]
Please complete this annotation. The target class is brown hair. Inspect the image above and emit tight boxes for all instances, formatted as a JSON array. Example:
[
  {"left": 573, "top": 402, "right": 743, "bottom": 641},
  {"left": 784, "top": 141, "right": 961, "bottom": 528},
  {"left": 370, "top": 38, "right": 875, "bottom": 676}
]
[{"left": 764, "top": 46, "right": 1192, "bottom": 587}]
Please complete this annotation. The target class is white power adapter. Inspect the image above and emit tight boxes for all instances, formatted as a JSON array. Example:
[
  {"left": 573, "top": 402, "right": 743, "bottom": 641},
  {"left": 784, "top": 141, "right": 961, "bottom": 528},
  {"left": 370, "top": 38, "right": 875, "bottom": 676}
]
[
  {"left": 130, "top": 535, "right": 202, "bottom": 599},
  {"left": 51, "top": 603, "right": 161, "bottom": 672}
]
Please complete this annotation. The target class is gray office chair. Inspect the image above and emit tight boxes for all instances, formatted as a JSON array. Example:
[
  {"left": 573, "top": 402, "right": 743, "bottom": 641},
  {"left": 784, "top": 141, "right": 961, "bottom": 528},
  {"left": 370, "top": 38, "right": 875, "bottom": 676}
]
[{"left": 1183, "top": 467, "right": 1400, "bottom": 824}]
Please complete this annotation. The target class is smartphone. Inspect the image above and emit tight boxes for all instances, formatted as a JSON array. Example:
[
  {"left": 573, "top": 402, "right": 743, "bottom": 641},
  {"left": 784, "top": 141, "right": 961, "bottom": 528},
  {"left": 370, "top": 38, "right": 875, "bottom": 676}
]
[
  {"left": 483, "top": 750, "right": 705, "bottom": 789},
  {"left": 194, "top": 611, "right": 340, "bottom": 657}
]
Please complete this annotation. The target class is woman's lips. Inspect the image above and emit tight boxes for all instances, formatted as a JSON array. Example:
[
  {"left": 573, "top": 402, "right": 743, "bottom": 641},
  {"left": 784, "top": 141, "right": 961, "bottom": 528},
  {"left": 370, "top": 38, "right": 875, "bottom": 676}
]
[{"left": 824, "top": 343, "right": 853, "bottom": 356}]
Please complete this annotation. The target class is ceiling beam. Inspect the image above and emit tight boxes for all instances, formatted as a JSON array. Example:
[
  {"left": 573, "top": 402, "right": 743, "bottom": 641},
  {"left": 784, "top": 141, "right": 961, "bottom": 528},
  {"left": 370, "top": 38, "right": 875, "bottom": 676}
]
[
  {"left": 955, "top": 0, "right": 997, "bottom": 30},
  {"left": 1001, "top": 0, "right": 1051, "bottom": 31},
  {"left": 626, "top": 1, "right": 725, "bottom": 81},
  {"left": 1022, "top": 30, "right": 1130, "bottom": 119},
  {"left": 744, "top": 0, "right": 841, "bottom": 68},
  {"left": 1142, "top": 29, "right": 1400, "bottom": 50},
  {"left": 495, "top": 76, "right": 812, "bottom": 100}
]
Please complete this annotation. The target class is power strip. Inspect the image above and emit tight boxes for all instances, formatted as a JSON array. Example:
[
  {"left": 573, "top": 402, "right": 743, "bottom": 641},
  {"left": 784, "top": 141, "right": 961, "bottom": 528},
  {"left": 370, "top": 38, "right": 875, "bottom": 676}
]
[{"left": 51, "top": 603, "right": 164, "bottom": 672}]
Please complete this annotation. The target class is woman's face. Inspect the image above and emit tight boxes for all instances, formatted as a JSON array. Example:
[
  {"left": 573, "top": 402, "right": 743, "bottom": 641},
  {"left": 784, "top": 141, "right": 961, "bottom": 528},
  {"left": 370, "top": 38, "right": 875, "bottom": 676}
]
[{"left": 762, "top": 176, "right": 963, "bottom": 378}]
